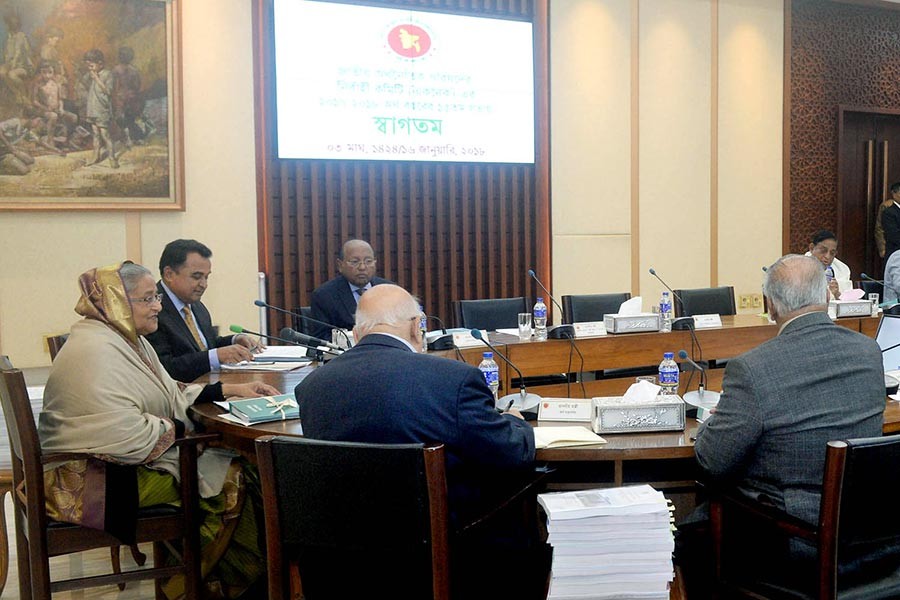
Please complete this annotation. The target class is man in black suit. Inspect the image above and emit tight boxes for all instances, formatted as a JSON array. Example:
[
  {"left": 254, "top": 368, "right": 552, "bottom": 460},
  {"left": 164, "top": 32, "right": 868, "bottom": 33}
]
[
  {"left": 882, "top": 182, "right": 900, "bottom": 269},
  {"left": 296, "top": 284, "right": 549, "bottom": 599},
  {"left": 308, "top": 239, "right": 389, "bottom": 340},
  {"left": 146, "top": 239, "right": 257, "bottom": 382}
]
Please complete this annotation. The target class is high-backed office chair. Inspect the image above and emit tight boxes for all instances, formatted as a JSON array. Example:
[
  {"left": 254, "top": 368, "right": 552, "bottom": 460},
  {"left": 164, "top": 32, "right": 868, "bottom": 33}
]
[
  {"left": 45, "top": 335, "right": 68, "bottom": 361},
  {"left": 561, "top": 293, "right": 631, "bottom": 324},
  {"left": 708, "top": 435, "right": 900, "bottom": 599},
  {"left": 673, "top": 286, "right": 736, "bottom": 318},
  {"left": 256, "top": 436, "right": 450, "bottom": 600},
  {"left": 0, "top": 365, "right": 211, "bottom": 599},
  {"left": 291, "top": 306, "right": 313, "bottom": 335},
  {"left": 453, "top": 297, "right": 529, "bottom": 331}
]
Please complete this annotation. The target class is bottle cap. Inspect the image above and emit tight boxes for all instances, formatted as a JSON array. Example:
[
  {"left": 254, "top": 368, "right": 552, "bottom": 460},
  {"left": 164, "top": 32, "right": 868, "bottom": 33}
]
[
  {"left": 537, "top": 297, "right": 544, "bottom": 302},
  {"left": 483, "top": 351, "right": 493, "bottom": 359},
  {"left": 663, "top": 352, "right": 674, "bottom": 359}
]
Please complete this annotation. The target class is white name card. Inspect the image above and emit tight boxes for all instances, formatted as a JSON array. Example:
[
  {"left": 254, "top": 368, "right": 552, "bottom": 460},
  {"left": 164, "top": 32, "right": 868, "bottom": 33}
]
[
  {"left": 538, "top": 398, "right": 593, "bottom": 422},
  {"left": 573, "top": 321, "right": 607, "bottom": 338},
  {"left": 693, "top": 314, "right": 723, "bottom": 329},
  {"left": 452, "top": 330, "right": 488, "bottom": 348}
]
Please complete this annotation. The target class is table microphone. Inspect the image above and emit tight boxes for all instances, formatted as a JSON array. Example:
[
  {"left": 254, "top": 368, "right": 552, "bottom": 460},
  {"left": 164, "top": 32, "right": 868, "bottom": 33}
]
[
  {"left": 648, "top": 268, "right": 691, "bottom": 330},
  {"left": 470, "top": 329, "right": 541, "bottom": 412},
  {"left": 527, "top": 269, "right": 575, "bottom": 339},
  {"left": 278, "top": 327, "right": 343, "bottom": 352},
  {"left": 678, "top": 349, "right": 720, "bottom": 407},
  {"left": 254, "top": 300, "right": 352, "bottom": 346},
  {"left": 425, "top": 315, "right": 455, "bottom": 351},
  {"left": 229, "top": 325, "right": 341, "bottom": 356}
]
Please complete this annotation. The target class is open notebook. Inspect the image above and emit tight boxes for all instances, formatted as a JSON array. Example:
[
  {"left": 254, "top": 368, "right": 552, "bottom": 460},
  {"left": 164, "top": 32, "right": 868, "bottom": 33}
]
[{"left": 533, "top": 426, "right": 607, "bottom": 449}]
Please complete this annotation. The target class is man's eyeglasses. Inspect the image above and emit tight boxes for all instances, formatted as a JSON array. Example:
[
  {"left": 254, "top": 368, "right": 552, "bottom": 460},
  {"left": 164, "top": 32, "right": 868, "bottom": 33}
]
[
  {"left": 130, "top": 293, "right": 163, "bottom": 305},
  {"left": 343, "top": 258, "right": 377, "bottom": 268}
]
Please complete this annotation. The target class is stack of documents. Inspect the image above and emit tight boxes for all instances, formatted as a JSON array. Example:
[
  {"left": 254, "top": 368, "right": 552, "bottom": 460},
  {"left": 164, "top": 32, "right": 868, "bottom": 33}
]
[{"left": 538, "top": 485, "right": 675, "bottom": 600}]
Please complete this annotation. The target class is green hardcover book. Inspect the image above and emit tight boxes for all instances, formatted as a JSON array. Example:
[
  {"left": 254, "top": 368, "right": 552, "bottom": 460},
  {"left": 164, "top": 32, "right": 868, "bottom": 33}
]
[{"left": 228, "top": 393, "right": 299, "bottom": 424}]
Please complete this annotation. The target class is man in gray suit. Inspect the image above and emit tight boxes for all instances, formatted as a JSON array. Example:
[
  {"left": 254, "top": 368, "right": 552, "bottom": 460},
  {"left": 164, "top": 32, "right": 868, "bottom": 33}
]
[
  {"left": 694, "top": 254, "right": 884, "bottom": 525},
  {"left": 681, "top": 254, "right": 884, "bottom": 597}
]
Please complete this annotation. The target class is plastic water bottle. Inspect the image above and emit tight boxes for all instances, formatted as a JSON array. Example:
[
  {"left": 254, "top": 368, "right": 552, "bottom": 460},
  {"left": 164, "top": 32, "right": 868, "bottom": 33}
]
[
  {"left": 659, "top": 291, "right": 673, "bottom": 333},
  {"left": 533, "top": 297, "right": 548, "bottom": 341},
  {"left": 478, "top": 351, "right": 500, "bottom": 404},
  {"left": 658, "top": 352, "right": 679, "bottom": 395}
]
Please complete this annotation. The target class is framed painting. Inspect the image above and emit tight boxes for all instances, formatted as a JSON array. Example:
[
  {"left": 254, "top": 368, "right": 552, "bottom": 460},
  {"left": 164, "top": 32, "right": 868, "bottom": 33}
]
[{"left": 0, "top": 0, "right": 183, "bottom": 210}]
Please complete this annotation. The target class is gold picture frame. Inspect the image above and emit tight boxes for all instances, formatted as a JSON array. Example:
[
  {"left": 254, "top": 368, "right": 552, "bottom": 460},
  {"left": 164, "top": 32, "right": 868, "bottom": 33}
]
[{"left": 0, "top": 0, "right": 183, "bottom": 211}]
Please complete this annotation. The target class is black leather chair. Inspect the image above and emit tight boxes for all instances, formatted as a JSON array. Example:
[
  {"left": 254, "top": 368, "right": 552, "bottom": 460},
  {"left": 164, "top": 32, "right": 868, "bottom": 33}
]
[
  {"left": 256, "top": 436, "right": 450, "bottom": 600},
  {"left": 561, "top": 293, "right": 631, "bottom": 324},
  {"left": 708, "top": 435, "right": 900, "bottom": 599},
  {"left": 453, "top": 297, "right": 529, "bottom": 331},
  {"left": 291, "top": 306, "right": 313, "bottom": 335},
  {"left": 673, "top": 286, "right": 736, "bottom": 318}
]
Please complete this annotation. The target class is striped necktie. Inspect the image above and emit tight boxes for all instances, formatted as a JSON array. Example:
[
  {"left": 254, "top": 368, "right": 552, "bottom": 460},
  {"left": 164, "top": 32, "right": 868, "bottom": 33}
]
[{"left": 182, "top": 305, "right": 207, "bottom": 350}]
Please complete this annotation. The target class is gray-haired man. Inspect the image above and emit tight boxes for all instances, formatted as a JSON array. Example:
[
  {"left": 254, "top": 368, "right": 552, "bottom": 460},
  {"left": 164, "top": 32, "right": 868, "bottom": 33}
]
[{"left": 679, "top": 254, "right": 884, "bottom": 597}]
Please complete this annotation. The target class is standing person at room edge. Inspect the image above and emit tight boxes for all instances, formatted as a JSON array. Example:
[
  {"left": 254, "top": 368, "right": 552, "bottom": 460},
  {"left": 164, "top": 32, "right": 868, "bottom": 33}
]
[{"left": 804, "top": 229, "right": 851, "bottom": 300}]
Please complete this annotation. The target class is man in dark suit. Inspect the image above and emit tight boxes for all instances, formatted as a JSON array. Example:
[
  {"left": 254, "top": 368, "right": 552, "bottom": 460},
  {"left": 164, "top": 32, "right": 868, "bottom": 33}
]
[
  {"left": 145, "top": 239, "right": 257, "bottom": 382},
  {"left": 308, "top": 239, "right": 389, "bottom": 340},
  {"left": 296, "top": 284, "right": 548, "bottom": 599},
  {"left": 882, "top": 182, "right": 900, "bottom": 270},
  {"left": 679, "top": 254, "right": 885, "bottom": 596}
]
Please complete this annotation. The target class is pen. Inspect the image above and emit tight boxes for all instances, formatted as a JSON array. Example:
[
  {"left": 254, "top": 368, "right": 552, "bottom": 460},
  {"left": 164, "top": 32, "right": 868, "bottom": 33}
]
[{"left": 496, "top": 398, "right": 515, "bottom": 413}]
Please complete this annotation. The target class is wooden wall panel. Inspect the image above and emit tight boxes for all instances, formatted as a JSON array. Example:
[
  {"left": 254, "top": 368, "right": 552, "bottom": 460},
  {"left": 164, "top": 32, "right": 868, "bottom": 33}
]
[
  {"left": 254, "top": 0, "right": 549, "bottom": 332},
  {"left": 789, "top": 0, "right": 900, "bottom": 253}
]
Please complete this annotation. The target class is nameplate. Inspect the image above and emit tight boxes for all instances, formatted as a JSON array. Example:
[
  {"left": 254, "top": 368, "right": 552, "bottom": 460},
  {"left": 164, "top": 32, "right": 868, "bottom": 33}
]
[
  {"left": 538, "top": 398, "right": 593, "bottom": 422},
  {"left": 692, "top": 314, "right": 722, "bottom": 329},
  {"left": 573, "top": 321, "right": 607, "bottom": 338},
  {"left": 452, "top": 330, "right": 488, "bottom": 348}
]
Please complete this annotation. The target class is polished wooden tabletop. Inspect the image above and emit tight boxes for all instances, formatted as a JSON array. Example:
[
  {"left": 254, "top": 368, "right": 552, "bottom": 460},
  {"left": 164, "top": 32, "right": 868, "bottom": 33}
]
[{"left": 191, "top": 313, "right": 898, "bottom": 462}]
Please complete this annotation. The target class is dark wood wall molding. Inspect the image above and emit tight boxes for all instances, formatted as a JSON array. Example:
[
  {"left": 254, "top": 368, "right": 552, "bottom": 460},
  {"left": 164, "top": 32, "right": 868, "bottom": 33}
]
[
  {"left": 252, "top": 0, "right": 550, "bottom": 331},
  {"left": 788, "top": 0, "right": 900, "bottom": 253}
]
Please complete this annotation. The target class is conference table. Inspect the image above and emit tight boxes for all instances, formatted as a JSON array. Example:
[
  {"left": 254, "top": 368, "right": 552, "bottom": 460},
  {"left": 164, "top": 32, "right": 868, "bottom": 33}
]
[{"left": 190, "top": 312, "right": 896, "bottom": 523}]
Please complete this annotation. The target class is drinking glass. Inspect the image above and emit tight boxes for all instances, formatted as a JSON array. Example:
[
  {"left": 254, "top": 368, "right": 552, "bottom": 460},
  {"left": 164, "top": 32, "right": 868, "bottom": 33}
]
[
  {"left": 870, "top": 293, "right": 880, "bottom": 317},
  {"left": 517, "top": 312, "right": 532, "bottom": 341}
]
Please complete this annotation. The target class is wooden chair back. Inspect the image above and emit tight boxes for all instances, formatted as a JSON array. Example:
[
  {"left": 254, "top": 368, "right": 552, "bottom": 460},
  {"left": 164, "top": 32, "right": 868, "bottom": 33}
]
[
  {"left": 0, "top": 365, "right": 207, "bottom": 598},
  {"left": 46, "top": 334, "right": 68, "bottom": 361},
  {"left": 256, "top": 436, "right": 450, "bottom": 600},
  {"left": 710, "top": 435, "right": 900, "bottom": 599}
]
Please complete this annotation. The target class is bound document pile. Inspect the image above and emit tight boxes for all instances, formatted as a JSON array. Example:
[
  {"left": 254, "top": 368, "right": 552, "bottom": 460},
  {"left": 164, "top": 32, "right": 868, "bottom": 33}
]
[
  {"left": 538, "top": 484, "right": 675, "bottom": 600},
  {"left": 228, "top": 393, "right": 299, "bottom": 425}
]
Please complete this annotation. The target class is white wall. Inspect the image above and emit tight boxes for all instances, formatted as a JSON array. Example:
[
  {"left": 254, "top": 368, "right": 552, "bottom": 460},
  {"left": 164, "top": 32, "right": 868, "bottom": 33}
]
[
  {"left": 0, "top": 0, "right": 260, "bottom": 367},
  {"left": 551, "top": 0, "right": 783, "bottom": 315},
  {"left": 1, "top": 0, "right": 785, "bottom": 366}
]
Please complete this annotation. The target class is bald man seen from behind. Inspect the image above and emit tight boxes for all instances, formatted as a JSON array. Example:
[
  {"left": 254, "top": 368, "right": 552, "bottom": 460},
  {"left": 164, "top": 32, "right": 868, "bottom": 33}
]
[{"left": 296, "top": 284, "right": 551, "bottom": 600}]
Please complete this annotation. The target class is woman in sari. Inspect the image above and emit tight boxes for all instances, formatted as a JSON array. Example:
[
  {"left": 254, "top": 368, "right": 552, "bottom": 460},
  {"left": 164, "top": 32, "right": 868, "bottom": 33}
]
[{"left": 39, "top": 261, "right": 278, "bottom": 598}]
